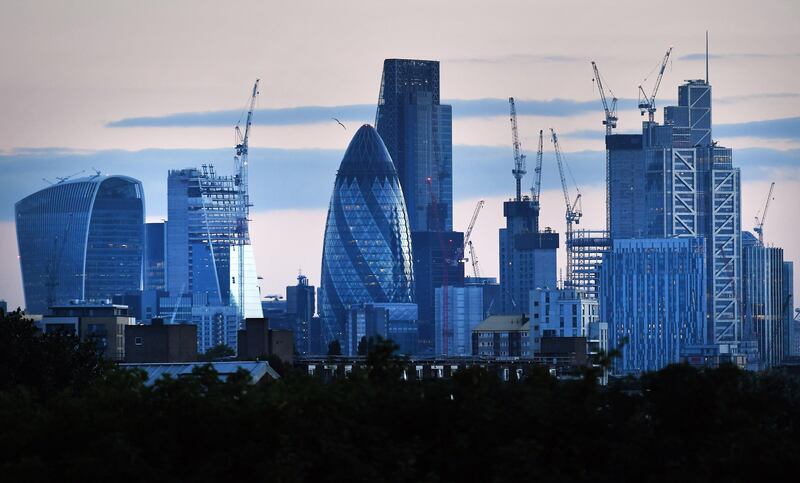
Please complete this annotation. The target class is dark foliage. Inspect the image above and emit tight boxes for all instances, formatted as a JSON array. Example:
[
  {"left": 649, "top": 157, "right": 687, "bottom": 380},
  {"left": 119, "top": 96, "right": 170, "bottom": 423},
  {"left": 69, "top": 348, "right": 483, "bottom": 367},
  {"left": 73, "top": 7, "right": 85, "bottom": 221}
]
[{"left": 0, "top": 310, "right": 797, "bottom": 482}]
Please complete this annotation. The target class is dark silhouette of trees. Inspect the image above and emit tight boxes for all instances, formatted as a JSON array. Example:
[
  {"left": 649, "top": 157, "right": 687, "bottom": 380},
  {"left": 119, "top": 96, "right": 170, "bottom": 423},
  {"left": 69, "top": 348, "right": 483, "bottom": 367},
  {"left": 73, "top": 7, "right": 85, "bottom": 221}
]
[
  {"left": 198, "top": 343, "right": 235, "bottom": 361},
  {"left": 0, "top": 309, "right": 797, "bottom": 481},
  {"left": 326, "top": 339, "right": 341, "bottom": 356}
]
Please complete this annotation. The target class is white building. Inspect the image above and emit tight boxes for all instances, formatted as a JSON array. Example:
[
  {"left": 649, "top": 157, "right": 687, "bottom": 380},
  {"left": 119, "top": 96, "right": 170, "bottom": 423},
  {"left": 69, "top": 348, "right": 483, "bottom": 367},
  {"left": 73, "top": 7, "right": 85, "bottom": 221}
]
[{"left": 529, "top": 287, "right": 600, "bottom": 355}]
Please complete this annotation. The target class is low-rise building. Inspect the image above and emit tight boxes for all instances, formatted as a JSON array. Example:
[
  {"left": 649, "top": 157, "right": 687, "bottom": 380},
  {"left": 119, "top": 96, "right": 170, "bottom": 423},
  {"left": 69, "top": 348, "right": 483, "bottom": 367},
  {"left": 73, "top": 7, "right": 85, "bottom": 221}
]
[
  {"left": 125, "top": 318, "right": 197, "bottom": 363},
  {"left": 471, "top": 315, "right": 530, "bottom": 357},
  {"left": 39, "top": 302, "right": 135, "bottom": 361},
  {"left": 237, "top": 318, "right": 293, "bottom": 364},
  {"left": 529, "top": 287, "right": 599, "bottom": 355}
]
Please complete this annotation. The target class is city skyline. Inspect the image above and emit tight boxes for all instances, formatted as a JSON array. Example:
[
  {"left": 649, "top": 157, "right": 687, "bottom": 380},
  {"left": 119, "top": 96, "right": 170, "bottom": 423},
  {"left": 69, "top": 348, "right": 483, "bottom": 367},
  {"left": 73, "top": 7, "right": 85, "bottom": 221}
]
[{"left": 1, "top": 0, "right": 799, "bottom": 311}]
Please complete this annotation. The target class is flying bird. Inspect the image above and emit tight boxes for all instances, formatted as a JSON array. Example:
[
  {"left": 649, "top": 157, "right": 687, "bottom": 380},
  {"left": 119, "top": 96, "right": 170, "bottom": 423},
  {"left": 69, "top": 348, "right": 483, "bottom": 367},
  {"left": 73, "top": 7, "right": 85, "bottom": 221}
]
[{"left": 332, "top": 117, "right": 346, "bottom": 130}]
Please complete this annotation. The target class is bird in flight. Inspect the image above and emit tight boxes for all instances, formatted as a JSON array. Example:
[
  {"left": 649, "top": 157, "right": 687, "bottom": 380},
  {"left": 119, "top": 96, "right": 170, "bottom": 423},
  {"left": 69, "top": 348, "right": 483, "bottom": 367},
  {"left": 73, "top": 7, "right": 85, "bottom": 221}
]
[{"left": 332, "top": 117, "right": 346, "bottom": 130}]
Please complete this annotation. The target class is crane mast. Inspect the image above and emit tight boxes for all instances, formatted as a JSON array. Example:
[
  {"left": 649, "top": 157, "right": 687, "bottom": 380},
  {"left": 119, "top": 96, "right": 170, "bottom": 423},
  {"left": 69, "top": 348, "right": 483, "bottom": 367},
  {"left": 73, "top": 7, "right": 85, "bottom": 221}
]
[
  {"left": 508, "top": 97, "right": 526, "bottom": 201},
  {"left": 463, "top": 199, "right": 484, "bottom": 250},
  {"left": 550, "top": 128, "right": 582, "bottom": 283},
  {"left": 531, "top": 130, "right": 544, "bottom": 203},
  {"left": 468, "top": 241, "right": 481, "bottom": 278},
  {"left": 754, "top": 181, "right": 775, "bottom": 245},
  {"left": 233, "top": 79, "right": 259, "bottom": 322},
  {"left": 591, "top": 61, "right": 617, "bottom": 232},
  {"left": 638, "top": 47, "right": 673, "bottom": 123}
]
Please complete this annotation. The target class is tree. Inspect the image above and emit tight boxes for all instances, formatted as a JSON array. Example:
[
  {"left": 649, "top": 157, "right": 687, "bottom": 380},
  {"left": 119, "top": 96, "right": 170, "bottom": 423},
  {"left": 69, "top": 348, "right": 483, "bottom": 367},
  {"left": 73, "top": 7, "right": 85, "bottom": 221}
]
[
  {"left": 327, "top": 339, "right": 341, "bottom": 356},
  {"left": 198, "top": 344, "right": 235, "bottom": 362}
]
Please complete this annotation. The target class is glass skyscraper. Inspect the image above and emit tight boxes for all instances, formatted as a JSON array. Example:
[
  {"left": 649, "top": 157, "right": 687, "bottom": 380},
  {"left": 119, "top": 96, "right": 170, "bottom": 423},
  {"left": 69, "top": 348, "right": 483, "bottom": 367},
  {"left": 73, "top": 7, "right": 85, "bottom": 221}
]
[
  {"left": 15, "top": 175, "right": 145, "bottom": 314},
  {"left": 165, "top": 166, "right": 262, "bottom": 320},
  {"left": 144, "top": 221, "right": 166, "bottom": 291},
  {"left": 600, "top": 238, "right": 708, "bottom": 374},
  {"left": 318, "top": 124, "right": 415, "bottom": 346},
  {"left": 605, "top": 74, "right": 743, "bottom": 358},
  {"left": 376, "top": 59, "right": 452, "bottom": 232}
]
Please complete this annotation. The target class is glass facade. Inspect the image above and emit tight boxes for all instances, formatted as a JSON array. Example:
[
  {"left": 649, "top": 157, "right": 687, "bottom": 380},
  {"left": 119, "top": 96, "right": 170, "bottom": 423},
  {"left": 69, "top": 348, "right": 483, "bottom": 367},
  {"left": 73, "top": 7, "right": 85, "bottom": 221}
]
[
  {"left": 375, "top": 58, "right": 452, "bottom": 232},
  {"left": 144, "top": 222, "right": 166, "bottom": 291},
  {"left": 435, "top": 285, "right": 484, "bottom": 356},
  {"left": 319, "top": 124, "right": 415, "bottom": 346},
  {"left": 600, "top": 238, "right": 707, "bottom": 374},
  {"left": 15, "top": 175, "right": 144, "bottom": 314},
  {"left": 742, "top": 232, "right": 787, "bottom": 368},
  {"left": 166, "top": 166, "right": 262, "bottom": 322}
]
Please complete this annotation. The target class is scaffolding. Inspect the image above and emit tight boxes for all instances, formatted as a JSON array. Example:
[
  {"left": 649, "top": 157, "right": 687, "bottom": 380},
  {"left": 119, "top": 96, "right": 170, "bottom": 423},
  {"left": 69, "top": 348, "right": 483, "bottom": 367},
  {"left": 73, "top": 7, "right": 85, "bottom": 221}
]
[{"left": 566, "top": 229, "right": 611, "bottom": 298}]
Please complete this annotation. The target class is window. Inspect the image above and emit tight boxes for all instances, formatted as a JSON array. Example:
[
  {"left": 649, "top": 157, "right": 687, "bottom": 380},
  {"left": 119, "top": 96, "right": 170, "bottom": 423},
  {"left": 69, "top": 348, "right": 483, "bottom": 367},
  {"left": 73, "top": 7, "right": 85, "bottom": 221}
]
[{"left": 134, "top": 336, "right": 143, "bottom": 346}]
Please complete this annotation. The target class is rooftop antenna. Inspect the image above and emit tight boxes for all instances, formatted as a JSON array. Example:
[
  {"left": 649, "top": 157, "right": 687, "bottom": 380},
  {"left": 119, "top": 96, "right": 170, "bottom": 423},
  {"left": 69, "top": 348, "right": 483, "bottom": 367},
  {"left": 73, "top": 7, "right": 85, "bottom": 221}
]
[{"left": 706, "top": 30, "right": 709, "bottom": 83}]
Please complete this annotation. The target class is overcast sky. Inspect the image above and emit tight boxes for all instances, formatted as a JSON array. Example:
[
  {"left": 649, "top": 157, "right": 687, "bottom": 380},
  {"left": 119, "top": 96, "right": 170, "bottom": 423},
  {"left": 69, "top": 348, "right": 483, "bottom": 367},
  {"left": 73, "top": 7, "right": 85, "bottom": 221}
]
[{"left": 1, "top": 0, "right": 798, "bottom": 310}]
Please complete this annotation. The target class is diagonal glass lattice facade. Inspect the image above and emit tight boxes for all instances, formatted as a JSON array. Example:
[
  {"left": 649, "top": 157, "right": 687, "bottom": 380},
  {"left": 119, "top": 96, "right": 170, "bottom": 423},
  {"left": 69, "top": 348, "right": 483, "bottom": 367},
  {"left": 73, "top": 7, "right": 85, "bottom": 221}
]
[{"left": 319, "top": 124, "right": 415, "bottom": 346}]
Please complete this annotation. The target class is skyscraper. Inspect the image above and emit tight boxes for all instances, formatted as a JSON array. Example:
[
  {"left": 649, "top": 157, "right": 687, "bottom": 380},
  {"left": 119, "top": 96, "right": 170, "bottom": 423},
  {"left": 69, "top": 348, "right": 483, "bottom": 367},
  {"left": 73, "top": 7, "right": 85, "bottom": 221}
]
[
  {"left": 165, "top": 166, "right": 262, "bottom": 319},
  {"left": 606, "top": 134, "right": 645, "bottom": 239},
  {"left": 318, "top": 124, "right": 415, "bottom": 346},
  {"left": 600, "top": 238, "right": 708, "bottom": 373},
  {"left": 15, "top": 175, "right": 145, "bottom": 315},
  {"left": 375, "top": 58, "right": 462, "bottom": 353},
  {"left": 144, "top": 221, "right": 166, "bottom": 291},
  {"left": 499, "top": 201, "right": 559, "bottom": 314},
  {"left": 641, "top": 78, "right": 742, "bottom": 352},
  {"left": 435, "top": 285, "right": 484, "bottom": 356},
  {"left": 742, "top": 231, "right": 787, "bottom": 368},
  {"left": 376, "top": 59, "right": 452, "bottom": 232}
]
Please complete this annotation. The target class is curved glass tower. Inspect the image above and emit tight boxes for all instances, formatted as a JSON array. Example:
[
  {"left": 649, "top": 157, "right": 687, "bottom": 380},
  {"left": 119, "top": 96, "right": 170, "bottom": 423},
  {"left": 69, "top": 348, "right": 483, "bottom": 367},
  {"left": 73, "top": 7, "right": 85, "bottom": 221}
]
[
  {"left": 319, "top": 124, "right": 415, "bottom": 345},
  {"left": 15, "top": 175, "right": 144, "bottom": 314}
]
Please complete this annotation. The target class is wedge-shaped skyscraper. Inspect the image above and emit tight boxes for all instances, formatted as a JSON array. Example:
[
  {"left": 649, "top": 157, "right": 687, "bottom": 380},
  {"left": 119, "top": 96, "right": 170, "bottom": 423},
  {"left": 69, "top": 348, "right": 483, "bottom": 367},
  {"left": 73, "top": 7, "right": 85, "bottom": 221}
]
[
  {"left": 15, "top": 175, "right": 145, "bottom": 314},
  {"left": 319, "top": 125, "right": 415, "bottom": 346}
]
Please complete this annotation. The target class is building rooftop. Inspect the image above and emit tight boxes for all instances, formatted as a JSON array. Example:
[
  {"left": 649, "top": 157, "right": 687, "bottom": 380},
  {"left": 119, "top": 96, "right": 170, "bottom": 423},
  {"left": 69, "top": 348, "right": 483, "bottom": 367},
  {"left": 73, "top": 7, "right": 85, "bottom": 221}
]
[
  {"left": 473, "top": 315, "right": 530, "bottom": 332},
  {"left": 120, "top": 361, "right": 280, "bottom": 386}
]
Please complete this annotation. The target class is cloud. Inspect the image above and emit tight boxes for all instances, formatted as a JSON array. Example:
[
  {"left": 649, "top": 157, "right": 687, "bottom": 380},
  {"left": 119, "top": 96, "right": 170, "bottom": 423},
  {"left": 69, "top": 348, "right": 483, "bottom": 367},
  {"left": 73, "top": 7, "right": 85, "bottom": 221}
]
[
  {"left": 106, "top": 98, "right": 645, "bottom": 129},
  {"left": 715, "top": 116, "right": 800, "bottom": 139},
  {"left": 0, "top": 144, "right": 796, "bottom": 223},
  {"left": 679, "top": 52, "right": 800, "bottom": 61}
]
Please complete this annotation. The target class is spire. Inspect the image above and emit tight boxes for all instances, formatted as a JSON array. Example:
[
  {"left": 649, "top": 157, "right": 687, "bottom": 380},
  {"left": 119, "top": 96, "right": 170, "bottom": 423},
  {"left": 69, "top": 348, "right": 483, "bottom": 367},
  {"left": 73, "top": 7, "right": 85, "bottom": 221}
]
[{"left": 706, "top": 30, "right": 709, "bottom": 84}]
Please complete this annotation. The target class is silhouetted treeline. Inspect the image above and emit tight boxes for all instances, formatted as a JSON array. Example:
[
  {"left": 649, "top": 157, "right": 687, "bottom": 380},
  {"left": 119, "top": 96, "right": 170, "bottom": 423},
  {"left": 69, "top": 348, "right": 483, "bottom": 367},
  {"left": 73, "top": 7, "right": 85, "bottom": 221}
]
[{"left": 1, "top": 309, "right": 797, "bottom": 482}]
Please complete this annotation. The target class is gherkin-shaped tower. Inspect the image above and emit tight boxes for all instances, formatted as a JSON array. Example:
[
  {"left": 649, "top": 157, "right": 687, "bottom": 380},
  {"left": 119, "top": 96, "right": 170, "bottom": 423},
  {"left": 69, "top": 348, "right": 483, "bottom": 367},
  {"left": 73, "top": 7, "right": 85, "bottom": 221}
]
[{"left": 319, "top": 124, "right": 415, "bottom": 346}]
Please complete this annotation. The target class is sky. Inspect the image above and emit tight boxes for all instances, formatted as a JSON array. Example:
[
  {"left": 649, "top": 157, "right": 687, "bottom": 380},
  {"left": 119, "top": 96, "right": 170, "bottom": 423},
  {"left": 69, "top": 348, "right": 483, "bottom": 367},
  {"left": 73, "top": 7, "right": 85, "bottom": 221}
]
[{"left": 0, "top": 0, "right": 798, "bottom": 310}]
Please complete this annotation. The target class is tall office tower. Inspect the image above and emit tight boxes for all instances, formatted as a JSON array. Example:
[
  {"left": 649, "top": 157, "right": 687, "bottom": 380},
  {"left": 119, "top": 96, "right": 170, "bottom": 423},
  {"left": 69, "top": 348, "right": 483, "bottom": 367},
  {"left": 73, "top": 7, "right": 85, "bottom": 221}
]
[
  {"left": 606, "top": 134, "right": 645, "bottom": 239},
  {"left": 318, "top": 125, "right": 415, "bottom": 347},
  {"left": 376, "top": 59, "right": 452, "bottom": 232},
  {"left": 499, "top": 200, "right": 559, "bottom": 315},
  {"left": 434, "top": 285, "right": 484, "bottom": 356},
  {"left": 15, "top": 175, "right": 144, "bottom": 315},
  {"left": 600, "top": 238, "right": 707, "bottom": 374},
  {"left": 741, "top": 232, "right": 787, "bottom": 368},
  {"left": 412, "top": 231, "right": 464, "bottom": 352},
  {"left": 784, "top": 262, "right": 795, "bottom": 356},
  {"left": 639, "top": 78, "right": 742, "bottom": 353},
  {"left": 166, "top": 166, "right": 262, "bottom": 320},
  {"left": 287, "top": 274, "right": 316, "bottom": 355},
  {"left": 144, "top": 222, "right": 166, "bottom": 291},
  {"left": 375, "top": 58, "right": 462, "bottom": 354}
]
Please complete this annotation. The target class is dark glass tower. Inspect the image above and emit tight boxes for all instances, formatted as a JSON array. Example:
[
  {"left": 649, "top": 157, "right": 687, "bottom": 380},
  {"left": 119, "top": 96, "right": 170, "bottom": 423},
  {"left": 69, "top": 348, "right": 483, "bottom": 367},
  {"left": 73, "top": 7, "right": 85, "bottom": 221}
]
[
  {"left": 376, "top": 59, "right": 452, "bottom": 232},
  {"left": 319, "top": 124, "right": 415, "bottom": 346},
  {"left": 15, "top": 175, "right": 145, "bottom": 314},
  {"left": 376, "top": 59, "right": 462, "bottom": 352}
]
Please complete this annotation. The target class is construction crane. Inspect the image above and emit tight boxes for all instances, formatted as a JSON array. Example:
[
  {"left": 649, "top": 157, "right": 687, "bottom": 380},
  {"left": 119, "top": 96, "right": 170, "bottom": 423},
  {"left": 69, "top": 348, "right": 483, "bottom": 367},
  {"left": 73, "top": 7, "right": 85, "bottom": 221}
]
[
  {"left": 463, "top": 199, "right": 485, "bottom": 250},
  {"left": 638, "top": 47, "right": 673, "bottom": 123},
  {"left": 754, "top": 182, "right": 775, "bottom": 245},
  {"left": 591, "top": 61, "right": 618, "bottom": 134},
  {"left": 508, "top": 97, "right": 527, "bottom": 201},
  {"left": 591, "top": 61, "right": 617, "bottom": 231},
  {"left": 468, "top": 241, "right": 481, "bottom": 278},
  {"left": 550, "top": 128, "right": 583, "bottom": 283},
  {"left": 232, "top": 79, "right": 259, "bottom": 322},
  {"left": 531, "top": 130, "right": 544, "bottom": 204}
]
